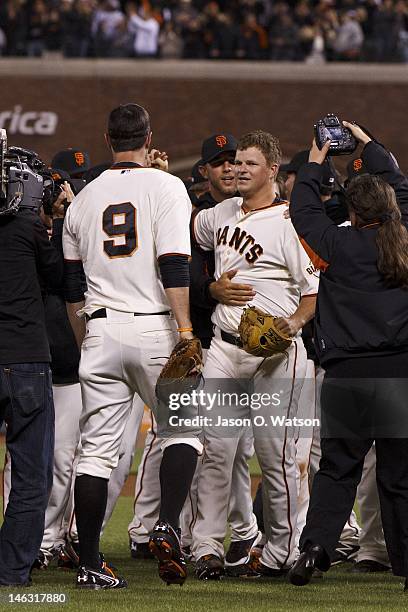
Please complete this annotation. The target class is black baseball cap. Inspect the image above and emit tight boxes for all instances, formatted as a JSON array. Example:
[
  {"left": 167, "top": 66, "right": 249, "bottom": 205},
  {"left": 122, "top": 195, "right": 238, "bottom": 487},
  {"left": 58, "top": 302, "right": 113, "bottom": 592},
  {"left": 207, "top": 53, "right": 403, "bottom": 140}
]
[
  {"left": 49, "top": 168, "right": 71, "bottom": 183},
  {"left": 201, "top": 134, "right": 237, "bottom": 164},
  {"left": 51, "top": 148, "right": 91, "bottom": 177},
  {"left": 280, "top": 150, "right": 309, "bottom": 174},
  {"left": 346, "top": 157, "right": 368, "bottom": 181},
  {"left": 190, "top": 160, "right": 205, "bottom": 184},
  {"left": 281, "top": 149, "right": 335, "bottom": 192}
]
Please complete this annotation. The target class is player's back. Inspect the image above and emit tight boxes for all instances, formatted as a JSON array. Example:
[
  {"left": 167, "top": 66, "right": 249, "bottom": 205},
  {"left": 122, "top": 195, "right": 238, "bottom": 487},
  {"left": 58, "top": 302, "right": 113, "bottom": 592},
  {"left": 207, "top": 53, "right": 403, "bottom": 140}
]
[{"left": 63, "top": 165, "right": 191, "bottom": 314}]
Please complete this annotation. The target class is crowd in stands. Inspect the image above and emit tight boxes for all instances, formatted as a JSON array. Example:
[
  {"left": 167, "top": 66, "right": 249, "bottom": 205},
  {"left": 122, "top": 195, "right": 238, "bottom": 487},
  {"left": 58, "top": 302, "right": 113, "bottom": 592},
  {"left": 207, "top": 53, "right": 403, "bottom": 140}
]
[{"left": 1, "top": 0, "right": 408, "bottom": 62}]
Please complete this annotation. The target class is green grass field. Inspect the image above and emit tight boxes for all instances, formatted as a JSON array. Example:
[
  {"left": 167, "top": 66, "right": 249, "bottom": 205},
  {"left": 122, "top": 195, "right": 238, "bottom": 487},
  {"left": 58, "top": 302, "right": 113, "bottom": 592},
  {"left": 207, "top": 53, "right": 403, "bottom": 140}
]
[{"left": 2, "top": 496, "right": 404, "bottom": 612}]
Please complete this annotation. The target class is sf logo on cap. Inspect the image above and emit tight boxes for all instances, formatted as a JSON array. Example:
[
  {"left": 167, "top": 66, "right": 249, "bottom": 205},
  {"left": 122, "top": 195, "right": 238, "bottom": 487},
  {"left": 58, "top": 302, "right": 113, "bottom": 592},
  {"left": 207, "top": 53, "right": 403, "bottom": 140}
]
[
  {"left": 75, "top": 152, "right": 85, "bottom": 166},
  {"left": 353, "top": 158, "right": 363, "bottom": 172},
  {"left": 215, "top": 135, "right": 227, "bottom": 148}
]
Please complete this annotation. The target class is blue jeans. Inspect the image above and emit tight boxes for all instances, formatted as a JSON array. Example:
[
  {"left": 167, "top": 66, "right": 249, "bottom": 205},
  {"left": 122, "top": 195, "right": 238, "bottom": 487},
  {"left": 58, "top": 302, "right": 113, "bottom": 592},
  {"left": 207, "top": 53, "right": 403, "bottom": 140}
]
[{"left": 0, "top": 363, "right": 54, "bottom": 585}]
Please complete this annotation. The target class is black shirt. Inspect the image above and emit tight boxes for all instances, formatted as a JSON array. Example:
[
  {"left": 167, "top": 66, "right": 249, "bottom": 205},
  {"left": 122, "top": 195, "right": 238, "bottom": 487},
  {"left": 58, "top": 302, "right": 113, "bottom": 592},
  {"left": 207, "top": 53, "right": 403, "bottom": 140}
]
[
  {"left": 0, "top": 210, "right": 63, "bottom": 364},
  {"left": 190, "top": 192, "right": 218, "bottom": 348}
]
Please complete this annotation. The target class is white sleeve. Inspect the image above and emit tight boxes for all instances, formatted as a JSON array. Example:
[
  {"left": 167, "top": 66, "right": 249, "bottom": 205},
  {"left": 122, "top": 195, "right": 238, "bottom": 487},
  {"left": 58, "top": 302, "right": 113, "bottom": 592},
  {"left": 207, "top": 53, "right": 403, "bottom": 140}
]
[
  {"left": 62, "top": 205, "right": 81, "bottom": 261},
  {"left": 192, "top": 207, "right": 216, "bottom": 251},
  {"left": 284, "top": 222, "right": 319, "bottom": 296},
  {"left": 154, "top": 176, "right": 192, "bottom": 258}
]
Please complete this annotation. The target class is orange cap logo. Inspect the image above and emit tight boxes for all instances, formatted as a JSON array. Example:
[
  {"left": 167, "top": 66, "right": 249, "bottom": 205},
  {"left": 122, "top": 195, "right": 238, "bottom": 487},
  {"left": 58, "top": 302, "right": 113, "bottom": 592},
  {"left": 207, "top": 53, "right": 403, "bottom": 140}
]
[
  {"left": 353, "top": 158, "right": 363, "bottom": 172},
  {"left": 215, "top": 135, "right": 227, "bottom": 147},
  {"left": 75, "top": 152, "right": 85, "bottom": 166}
]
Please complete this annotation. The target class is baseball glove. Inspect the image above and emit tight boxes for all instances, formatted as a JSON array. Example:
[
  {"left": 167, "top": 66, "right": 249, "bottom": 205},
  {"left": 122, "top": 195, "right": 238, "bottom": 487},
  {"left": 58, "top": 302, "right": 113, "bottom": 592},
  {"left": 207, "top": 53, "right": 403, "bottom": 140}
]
[
  {"left": 238, "top": 306, "right": 292, "bottom": 358},
  {"left": 155, "top": 337, "right": 203, "bottom": 404}
]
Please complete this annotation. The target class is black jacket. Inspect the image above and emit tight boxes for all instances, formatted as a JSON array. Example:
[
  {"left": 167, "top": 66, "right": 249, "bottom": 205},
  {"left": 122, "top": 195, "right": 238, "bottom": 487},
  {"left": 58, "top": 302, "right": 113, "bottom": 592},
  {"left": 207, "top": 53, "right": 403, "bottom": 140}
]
[
  {"left": 44, "top": 219, "right": 81, "bottom": 384},
  {"left": 291, "top": 141, "right": 408, "bottom": 366},
  {"left": 0, "top": 210, "right": 63, "bottom": 364}
]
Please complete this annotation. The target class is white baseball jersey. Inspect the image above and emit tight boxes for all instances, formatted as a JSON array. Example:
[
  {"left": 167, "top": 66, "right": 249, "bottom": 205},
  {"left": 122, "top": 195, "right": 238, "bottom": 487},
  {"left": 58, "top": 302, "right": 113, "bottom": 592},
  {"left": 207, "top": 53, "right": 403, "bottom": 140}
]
[
  {"left": 193, "top": 197, "right": 319, "bottom": 335},
  {"left": 63, "top": 165, "right": 191, "bottom": 316}
]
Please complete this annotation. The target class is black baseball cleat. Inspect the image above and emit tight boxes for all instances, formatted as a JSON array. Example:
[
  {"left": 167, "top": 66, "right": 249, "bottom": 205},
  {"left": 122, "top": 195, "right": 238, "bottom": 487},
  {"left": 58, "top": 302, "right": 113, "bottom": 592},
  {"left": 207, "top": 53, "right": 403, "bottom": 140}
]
[
  {"left": 58, "top": 540, "right": 80, "bottom": 570},
  {"left": 149, "top": 522, "right": 187, "bottom": 586},
  {"left": 130, "top": 539, "right": 155, "bottom": 560},
  {"left": 31, "top": 552, "right": 49, "bottom": 571},
  {"left": 225, "top": 532, "right": 262, "bottom": 568},
  {"left": 288, "top": 545, "right": 329, "bottom": 586},
  {"left": 245, "top": 556, "right": 289, "bottom": 578},
  {"left": 331, "top": 543, "right": 359, "bottom": 566},
  {"left": 76, "top": 558, "right": 127, "bottom": 590},
  {"left": 195, "top": 554, "right": 225, "bottom": 581}
]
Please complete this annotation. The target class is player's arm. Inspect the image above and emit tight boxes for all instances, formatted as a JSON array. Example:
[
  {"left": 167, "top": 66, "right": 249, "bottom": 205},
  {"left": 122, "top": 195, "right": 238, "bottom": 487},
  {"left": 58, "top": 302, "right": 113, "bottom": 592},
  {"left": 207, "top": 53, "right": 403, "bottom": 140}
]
[
  {"left": 33, "top": 216, "right": 64, "bottom": 289},
  {"left": 190, "top": 246, "right": 217, "bottom": 310},
  {"left": 66, "top": 300, "right": 86, "bottom": 349},
  {"left": 63, "top": 207, "right": 86, "bottom": 348},
  {"left": 156, "top": 177, "right": 195, "bottom": 338},
  {"left": 191, "top": 206, "right": 216, "bottom": 251},
  {"left": 290, "top": 140, "right": 343, "bottom": 270},
  {"left": 274, "top": 295, "right": 316, "bottom": 337},
  {"left": 278, "top": 223, "right": 319, "bottom": 336}
]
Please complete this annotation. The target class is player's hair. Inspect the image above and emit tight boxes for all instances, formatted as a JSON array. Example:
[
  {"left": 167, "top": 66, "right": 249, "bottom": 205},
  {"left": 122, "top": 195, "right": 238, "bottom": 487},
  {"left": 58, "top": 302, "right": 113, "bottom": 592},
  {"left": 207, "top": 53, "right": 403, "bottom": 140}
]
[
  {"left": 237, "top": 130, "right": 282, "bottom": 166},
  {"left": 346, "top": 174, "right": 408, "bottom": 289},
  {"left": 107, "top": 103, "right": 150, "bottom": 152}
]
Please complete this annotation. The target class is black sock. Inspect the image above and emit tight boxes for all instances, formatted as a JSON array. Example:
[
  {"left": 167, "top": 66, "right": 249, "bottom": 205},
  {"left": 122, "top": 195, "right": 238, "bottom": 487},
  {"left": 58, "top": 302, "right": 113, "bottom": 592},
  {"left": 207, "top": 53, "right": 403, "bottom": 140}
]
[
  {"left": 159, "top": 444, "right": 198, "bottom": 529},
  {"left": 74, "top": 474, "right": 108, "bottom": 569}
]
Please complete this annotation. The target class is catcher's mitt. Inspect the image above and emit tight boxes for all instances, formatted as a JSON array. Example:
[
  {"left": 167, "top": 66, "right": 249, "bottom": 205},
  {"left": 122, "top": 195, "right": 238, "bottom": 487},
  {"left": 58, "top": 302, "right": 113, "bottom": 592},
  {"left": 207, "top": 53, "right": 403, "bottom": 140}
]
[
  {"left": 155, "top": 337, "right": 203, "bottom": 404},
  {"left": 238, "top": 306, "right": 292, "bottom": 358}
]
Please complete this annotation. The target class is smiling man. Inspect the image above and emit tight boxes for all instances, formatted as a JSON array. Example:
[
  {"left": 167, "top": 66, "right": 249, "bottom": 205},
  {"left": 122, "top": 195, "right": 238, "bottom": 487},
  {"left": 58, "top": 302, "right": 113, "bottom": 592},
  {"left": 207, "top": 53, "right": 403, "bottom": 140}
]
[{"left": 190, "top": 130, "right": 318, "bottom": 579}]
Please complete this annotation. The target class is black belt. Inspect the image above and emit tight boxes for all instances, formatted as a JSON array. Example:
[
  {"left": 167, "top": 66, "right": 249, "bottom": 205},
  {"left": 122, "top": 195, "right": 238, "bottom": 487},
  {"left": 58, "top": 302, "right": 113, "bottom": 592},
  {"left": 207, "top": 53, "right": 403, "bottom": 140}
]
[
  {"left": 86, "top": 308, "right": 170, "bottom": 321},
  {"left": 221, "top": 330, "right": 243, "bottom": 348}
]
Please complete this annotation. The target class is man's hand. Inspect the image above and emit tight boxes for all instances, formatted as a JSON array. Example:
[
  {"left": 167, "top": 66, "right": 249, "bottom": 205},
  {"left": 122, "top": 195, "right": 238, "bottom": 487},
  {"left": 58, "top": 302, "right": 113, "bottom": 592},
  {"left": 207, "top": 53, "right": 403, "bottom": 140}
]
[
  {"left": 274, "top": 295, "right": 317, "bottom": 337},
  {"left": 309, "top": 138, "right": 331, "bottom": 165},
  {"left": 209, "top": 269, "right": 256, "bottom": 306},
  {"left": 147, "top": 149, "right": 169, "bottom": 171},
  {"left": 342, "top": 121, "right": 372, "bottom": 146},
  {"left": 273, "top": 315, "right": 302, "bottom": 338}
]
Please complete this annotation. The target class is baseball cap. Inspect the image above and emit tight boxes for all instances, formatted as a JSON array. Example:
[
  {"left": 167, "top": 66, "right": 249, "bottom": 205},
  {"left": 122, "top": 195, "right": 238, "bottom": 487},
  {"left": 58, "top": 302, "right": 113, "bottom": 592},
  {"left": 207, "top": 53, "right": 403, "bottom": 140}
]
[
  {"left": 281, "top": 149, "right": 335, "bottom": 192},
  {"left": 201, "top": 134, "right": 237, "bottom": 165},
  {"left": 320, "top": 161, "right": 336, "bottom": 192},
  {"left": 346, "top": 157, "right": 368, "bottom": 181},
  {"left": 49, "top": 168, "right": 71, "bottom": 183},
  {"left": 183, "top": 160, "right": 206, "bottom": 193},
  {"left": 280, "top": 150, "right": 309, "bottom": 174},
  {"left": 51, "top": 148, "right": 91, "bottom": 177},
  {"left": 190, "top": 160, "right": 205, "bottom": 184}
]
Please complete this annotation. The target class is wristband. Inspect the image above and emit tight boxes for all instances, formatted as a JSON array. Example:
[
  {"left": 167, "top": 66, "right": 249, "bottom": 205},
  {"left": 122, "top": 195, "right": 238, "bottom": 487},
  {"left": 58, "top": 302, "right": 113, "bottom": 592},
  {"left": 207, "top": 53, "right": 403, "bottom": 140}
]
[{"left": 178, "top": 327, "right": 193, "bottom": 333}]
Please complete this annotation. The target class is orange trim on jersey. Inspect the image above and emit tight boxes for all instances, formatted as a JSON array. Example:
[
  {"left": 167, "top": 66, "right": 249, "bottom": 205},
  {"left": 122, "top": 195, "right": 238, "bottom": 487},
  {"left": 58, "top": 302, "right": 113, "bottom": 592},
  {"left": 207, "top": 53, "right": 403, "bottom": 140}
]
[
  {"left": 241, "top": 199, "right": 287, "bottom": 215},
  {"left": 64, "top": 258, "right": 82, "bottom": 262},
  {"left": 157, "top": 253, "right": 191, "bottom": 260},
  {"left": 300, "top": 238, "right": 329, "bottom": 272},
  {"left": 301, "top": 293, "right": 318, "bottom": 298}
]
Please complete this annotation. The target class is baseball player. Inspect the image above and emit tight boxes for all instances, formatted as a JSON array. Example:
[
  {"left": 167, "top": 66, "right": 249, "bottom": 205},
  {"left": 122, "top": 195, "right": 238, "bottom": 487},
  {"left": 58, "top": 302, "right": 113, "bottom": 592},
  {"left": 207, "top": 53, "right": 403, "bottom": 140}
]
[
  {"left": 128, "top": 134, "right": 259, "bottom": 565},
  {"left": 63, "top": 103, "right": 202, "bottom": 589},
  {"left": 191, "top": 130, "right": 318, "bottom": 579}
]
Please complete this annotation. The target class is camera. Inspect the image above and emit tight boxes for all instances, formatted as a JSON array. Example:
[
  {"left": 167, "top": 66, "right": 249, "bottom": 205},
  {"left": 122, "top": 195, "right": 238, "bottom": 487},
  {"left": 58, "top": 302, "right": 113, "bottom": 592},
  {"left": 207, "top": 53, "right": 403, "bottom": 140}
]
[
  {"left": 0, "top": 129, "right": 54, "bottom": 217},
  {"left": 314, "top": 114, "right": 357, "bottom": 156},
  {"left": 0, "top": 130, "right": 85, "bottom": 218}
]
